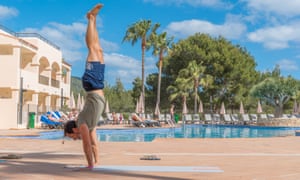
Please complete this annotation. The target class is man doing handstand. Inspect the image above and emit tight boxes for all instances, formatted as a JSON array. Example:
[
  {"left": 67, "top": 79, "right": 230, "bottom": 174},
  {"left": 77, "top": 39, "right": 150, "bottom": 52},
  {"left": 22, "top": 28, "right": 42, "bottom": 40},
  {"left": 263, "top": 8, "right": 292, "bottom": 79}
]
[{"left": 64, "top": 3, "right": 105, "bottom": 170}]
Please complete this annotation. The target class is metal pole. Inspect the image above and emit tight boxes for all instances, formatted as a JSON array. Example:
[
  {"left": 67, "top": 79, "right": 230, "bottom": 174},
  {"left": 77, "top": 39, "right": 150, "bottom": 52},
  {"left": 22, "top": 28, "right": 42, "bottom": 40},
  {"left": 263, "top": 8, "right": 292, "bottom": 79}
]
[
  {"left": 210, "top": 95, "right": 213, "bottom": 113},
  {"left": 60, "top": 88, "right": 63, "bottom": 110},
  {"left": 18, "top": 77, "right": 23, "bottom": 125},
  {"left": 210, "top": 95, "right": 213, "bottom": 125}
]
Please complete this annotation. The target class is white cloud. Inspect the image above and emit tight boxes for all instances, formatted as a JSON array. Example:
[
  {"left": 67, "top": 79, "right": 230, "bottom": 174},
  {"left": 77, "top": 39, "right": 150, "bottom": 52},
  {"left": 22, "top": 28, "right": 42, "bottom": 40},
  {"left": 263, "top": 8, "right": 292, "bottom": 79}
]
[
  {"left": 277, "top": 59, "right": 298, "bottom": 71},
  {"left": 247, "top": 22, "right": 300, "bottom": 49},
  {"left": 0, "top": 5, "right": 18, "bottom": 19},
  {"left": 246, "top": 0, "right": 300, "bottom": 17},
  {"left": 18, "top": 20, "right": 138, "bottom": 88},
  {"left": 101, "top": 39, "right": 119, "bottom": 52},
  {"left": 243, "top": 0, "right": 300, "bottom": 50},
  {"left": 104, "top": 53, "right": 157, "bottom": 88},
  {"left": 21, "top": 21, "right": 118, "bottom": 62},
  {"left": 22, "top": 23, "right": 85, "bottom": 61},
  {"left": 165, "top": 17, "right": 246, "bottom": 39},
  {"left": 143, "top": 0, "right": 231, "bottom": 8}
]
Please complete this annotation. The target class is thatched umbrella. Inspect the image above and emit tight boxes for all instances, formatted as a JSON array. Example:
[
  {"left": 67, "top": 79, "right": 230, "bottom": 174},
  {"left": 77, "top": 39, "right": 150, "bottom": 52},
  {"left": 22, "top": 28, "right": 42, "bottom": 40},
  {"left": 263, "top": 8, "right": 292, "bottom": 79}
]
[
  {"left": 69, "top": 91, "right": 76, "bottom": 109},
  {"left": 220, "top": 102, "right": 226, "bottom": 115},
  {"left": 257, "top": 100, "right": 263, "bottom": 113},
  {"left": 76, "top": 94, "right": 81, "bottom": 110},
  {"left": 81, "top": 95, "right": 85, "bottom": 110},
  {"left": 198, "top": 100, "right": 203, "bottom": 113},
  {"left": 182, "top": 99, "right": 188, "bottom": 114},
  {"left": 239, "top": 101, "right": 244, "bottom": 114},
  {"left": 105, "top": 100, "right": 110, "bottom": 113}
]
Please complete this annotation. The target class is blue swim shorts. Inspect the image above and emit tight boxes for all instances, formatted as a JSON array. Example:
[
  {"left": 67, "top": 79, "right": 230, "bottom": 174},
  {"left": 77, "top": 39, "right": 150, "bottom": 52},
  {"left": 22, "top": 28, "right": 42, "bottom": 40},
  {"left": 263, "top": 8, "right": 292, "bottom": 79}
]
[{"left": 82, "top": 62, "right": 105, "bottom": 91}]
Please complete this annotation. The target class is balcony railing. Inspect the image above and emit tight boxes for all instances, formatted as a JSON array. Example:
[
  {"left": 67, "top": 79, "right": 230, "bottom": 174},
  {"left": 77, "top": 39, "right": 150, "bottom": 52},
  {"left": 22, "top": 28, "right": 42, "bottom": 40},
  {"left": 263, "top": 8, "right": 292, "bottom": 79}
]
[
  {"left": 17, "top": 33, "right": 60, "bottom": 50},
  {"left": 51, "top": 79, "right": 60, "bottom": 88},
  {"left": 0, "top": 24, "right": 60, "bottom": 50},
  {"left": 39, "top": 75, "right": 49, "bottom": 85}
]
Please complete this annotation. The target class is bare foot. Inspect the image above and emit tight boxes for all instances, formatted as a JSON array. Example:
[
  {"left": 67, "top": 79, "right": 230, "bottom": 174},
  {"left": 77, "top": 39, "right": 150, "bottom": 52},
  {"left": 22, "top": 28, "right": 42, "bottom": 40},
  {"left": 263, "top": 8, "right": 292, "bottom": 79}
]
[{"left": 87, "top": 3, "right": 103, "bottom": 19}]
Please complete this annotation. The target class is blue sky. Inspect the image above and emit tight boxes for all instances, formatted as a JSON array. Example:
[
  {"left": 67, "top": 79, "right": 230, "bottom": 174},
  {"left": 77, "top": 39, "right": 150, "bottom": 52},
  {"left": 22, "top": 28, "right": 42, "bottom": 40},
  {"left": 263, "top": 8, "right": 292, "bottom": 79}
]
[{"left": 1, "top": 0, "right": 300, "bottom": 89}]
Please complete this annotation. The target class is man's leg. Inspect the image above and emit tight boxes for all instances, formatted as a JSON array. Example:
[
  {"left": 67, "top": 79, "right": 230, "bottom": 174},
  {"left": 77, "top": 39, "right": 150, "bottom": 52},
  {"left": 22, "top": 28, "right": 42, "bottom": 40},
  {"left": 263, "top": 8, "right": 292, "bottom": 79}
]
[
  {"left": 86, "top": 4, "right": 104, "bottom": 63},
  {"left": 90, "top": 128, "right": 100, "bottom": 164}
]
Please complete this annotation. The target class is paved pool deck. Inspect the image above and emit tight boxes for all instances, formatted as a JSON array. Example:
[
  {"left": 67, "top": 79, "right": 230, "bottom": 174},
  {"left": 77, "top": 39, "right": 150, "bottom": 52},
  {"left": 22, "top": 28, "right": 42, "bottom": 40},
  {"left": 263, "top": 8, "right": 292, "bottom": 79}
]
[{"left": 1, "top": 125, "right": 300, "bottom": 180}]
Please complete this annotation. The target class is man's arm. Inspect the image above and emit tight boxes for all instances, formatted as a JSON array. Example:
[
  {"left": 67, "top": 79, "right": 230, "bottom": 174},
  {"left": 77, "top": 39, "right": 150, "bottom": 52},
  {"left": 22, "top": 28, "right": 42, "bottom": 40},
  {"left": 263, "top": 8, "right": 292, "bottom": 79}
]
[{"left": 79, "top": 124, "right": 94, "bottom": 168}]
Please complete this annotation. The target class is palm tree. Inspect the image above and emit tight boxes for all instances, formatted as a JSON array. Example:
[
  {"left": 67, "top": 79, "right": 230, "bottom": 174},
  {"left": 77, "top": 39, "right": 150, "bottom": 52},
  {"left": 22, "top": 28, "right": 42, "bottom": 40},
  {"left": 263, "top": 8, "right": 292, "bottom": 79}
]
[
  {"left": 123, "top": 20, "right": 160, "bottom": 109},
  {"left": 167, "top": 76, "right": 191, "bottom": 114},
  {"left": 149, "top": 32, "right": 173, "bottom": 113},
  {"left": 178, "top": 61, "right": 213, "bottom": 114}
]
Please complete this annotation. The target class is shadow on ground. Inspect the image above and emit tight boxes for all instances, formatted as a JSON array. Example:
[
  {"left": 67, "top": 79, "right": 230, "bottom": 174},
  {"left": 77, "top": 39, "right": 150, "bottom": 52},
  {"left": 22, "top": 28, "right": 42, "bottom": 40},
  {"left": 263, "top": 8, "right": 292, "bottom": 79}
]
[{"left": 0, "top": 152, "right": 191, "bottom": 180}]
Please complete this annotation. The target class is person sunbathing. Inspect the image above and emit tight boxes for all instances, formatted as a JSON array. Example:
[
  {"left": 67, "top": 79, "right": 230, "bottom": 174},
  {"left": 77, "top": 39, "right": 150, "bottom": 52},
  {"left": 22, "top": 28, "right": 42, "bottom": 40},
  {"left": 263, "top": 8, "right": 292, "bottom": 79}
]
[
  {"left": 46, "top": 112, "right": 65, "bottom": 122},
  {"left": 68, "top": 108, "right": 79, "bottom": 121},
  {"left": 131, "top": 113, "right": 146, "bottom": 127},
  {"left": 131, "top": 113, "right": 160, "bottom": 127}
]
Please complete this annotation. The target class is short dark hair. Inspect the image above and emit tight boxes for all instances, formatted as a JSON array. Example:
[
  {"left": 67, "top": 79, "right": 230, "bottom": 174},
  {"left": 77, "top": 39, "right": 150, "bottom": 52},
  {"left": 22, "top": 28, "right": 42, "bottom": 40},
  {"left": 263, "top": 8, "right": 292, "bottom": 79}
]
[{"left": 64, "top": 120, "right": 77, "bottom": 136}]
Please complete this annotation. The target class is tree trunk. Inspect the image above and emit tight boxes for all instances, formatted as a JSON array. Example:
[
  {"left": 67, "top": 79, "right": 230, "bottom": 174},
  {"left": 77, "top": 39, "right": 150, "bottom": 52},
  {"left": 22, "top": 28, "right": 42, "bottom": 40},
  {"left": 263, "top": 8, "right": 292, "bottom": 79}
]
[
  {"left": 194, "top": 86, "right": 197, "bottom": 114},
  {"left": 194, "top": 80, "right": 198, "bottom": 114},
  {"left": 156, "top": 53, "right": 163, "bottom": 112},
  {"left": 141, "top": 43, "right": 145, "bottom": 112},
  {"left": 274, "top": 104, "right": 283, "bottom": 118}
]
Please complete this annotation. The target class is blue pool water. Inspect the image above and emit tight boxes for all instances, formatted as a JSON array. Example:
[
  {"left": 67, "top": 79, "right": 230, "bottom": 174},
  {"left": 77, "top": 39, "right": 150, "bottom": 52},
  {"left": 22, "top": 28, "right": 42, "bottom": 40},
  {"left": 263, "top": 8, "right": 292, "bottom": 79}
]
[{"left": 28, "top": 124, "right": 300, "bottom": 142}]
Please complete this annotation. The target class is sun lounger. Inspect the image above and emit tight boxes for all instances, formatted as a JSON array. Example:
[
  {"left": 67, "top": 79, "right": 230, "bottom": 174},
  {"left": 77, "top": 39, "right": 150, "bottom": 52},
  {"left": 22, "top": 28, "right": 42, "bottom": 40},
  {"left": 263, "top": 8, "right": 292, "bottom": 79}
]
[
  {"left": 212, "top": 114, "right": 221, "bottom": 124},
  {"left": 183, "top": 114, "right": 193, "bottom": 124},
  {"left": 131, "top": 115, "right": 146, "bottom": 127},
  {"left": 282, "top": 114, "right": 289, "bottom": 118},
  {"left": 192, "top": 114, "right": 201, "bottom": 124},
  {"left": 204, "top": 114, "right": 212, "bottom": 124},
  {"left": 97, "top": 115, "right": 105, "bottom": 126},
  {"left": 259, "top": 114, "right": 268, "bottom": 120},
  {"left": 230, "top": 114, "right": 240, "bottom": 124},
  {"left": 241, "top": 114, "right": 250, "bottom": 125},
  {"left": 250, "top": 114, "right": 258, "bottom": 123},
  {"left": 267, "top": 114, "right": 275, "bottom": 120},
  {"left": 165, "top": 113, "right": 175, "bottom": 127},
  {"left": 131, "top": 113, "right": 155, "bottom": 128},
  {"left": 159, "top": 114, "right": 166, "bottom": 124},
  {"left": 146, "top": 113, "right": 153, "bottom": 119},
  {"left": 223, "top": 114, "right": 232, "bottom": 124},
  {"left": 40, "top": 115, "right": 63, "bottom": 129},
  {"left": 144, "top": 119, "right": 160, "bottom": 127},
  {"left": 106, "top": 113, "right": 114, "bottom": 124},
  {"left": 289, "top": 114, "right": 298, "bottom": 118}
]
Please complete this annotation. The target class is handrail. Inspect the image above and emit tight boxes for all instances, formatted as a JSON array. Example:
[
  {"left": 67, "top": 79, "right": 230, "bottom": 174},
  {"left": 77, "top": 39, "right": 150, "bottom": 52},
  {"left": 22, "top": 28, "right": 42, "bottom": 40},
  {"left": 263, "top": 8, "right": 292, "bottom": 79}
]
[
  {"left": 17, "top": 33, "right": 60, "bottom": 50},
  {"left": 0, "top": 24, "right": 60, "bottom": 50},
  {"left": 0, "top": 24, "right": 16, "bottom": 36}
]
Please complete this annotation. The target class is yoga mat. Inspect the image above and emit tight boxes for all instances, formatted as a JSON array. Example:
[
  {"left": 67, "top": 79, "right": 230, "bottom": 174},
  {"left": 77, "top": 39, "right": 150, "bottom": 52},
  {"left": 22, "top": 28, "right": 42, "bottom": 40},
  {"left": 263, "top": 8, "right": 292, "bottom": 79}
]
[{"left": 65, "top": 165, "right": 223, "bottom": 173}]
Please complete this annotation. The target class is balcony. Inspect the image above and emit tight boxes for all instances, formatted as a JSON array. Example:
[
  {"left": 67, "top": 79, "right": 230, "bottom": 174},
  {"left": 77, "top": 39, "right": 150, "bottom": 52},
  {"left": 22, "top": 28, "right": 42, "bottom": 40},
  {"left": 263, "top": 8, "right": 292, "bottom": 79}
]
[
  {"left": 51, "top": 79, "right": 60, "bottom": 88},
  {"left": 39, "top": 75, "right": 49, "bottom": 85}
]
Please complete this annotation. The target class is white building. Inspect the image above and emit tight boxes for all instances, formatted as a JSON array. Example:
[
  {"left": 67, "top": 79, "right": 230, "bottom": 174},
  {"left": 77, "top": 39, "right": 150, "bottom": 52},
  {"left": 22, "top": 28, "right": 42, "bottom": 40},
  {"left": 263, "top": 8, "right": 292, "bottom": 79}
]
[{"left": 0, "top": 25, "right": 72, "bottom": 129}]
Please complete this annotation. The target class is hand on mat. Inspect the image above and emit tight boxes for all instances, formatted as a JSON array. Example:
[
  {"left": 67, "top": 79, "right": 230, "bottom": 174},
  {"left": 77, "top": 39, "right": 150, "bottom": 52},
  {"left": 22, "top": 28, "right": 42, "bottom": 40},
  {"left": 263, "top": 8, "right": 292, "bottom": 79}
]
[{"left": 72, "top": 166, "right": 93, "bottom": 172}]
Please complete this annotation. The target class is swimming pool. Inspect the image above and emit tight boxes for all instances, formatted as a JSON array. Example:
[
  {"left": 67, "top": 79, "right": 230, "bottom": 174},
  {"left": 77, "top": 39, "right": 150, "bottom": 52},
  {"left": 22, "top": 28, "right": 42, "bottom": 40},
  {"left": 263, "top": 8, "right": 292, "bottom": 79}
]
[{"left": 35, "top": 124, "right": 300, "bottom": 142}]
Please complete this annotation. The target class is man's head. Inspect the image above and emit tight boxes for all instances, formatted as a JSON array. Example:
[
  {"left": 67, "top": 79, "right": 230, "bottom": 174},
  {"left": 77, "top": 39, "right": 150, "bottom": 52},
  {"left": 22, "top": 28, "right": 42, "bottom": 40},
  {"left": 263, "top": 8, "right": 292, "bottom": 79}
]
[{"left": 64, "top": 120, "right": 81, "bottom": 140}]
